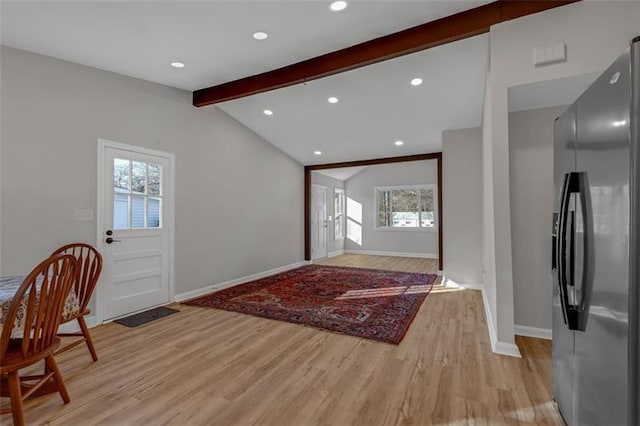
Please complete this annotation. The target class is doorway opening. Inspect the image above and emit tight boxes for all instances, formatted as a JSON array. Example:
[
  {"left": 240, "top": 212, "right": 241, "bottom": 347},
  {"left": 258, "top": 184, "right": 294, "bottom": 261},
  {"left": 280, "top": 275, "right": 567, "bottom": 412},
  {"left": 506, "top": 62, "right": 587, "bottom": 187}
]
[{"left": 305, "top": 152, "right": 443, "bottom": 270}]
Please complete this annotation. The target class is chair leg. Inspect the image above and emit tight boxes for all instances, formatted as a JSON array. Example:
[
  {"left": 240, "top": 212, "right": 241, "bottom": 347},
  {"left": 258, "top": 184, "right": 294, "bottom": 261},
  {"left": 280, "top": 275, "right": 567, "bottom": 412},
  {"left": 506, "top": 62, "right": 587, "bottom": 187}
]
[
  {"left": 8, "top": 371, "right": 24, "bottom": 426},
  {"left": 45, "top": 356, "right": 70, "bottom": 404},
  {"left": 78, "top": 316, "right": 98, "bottom": 361}
]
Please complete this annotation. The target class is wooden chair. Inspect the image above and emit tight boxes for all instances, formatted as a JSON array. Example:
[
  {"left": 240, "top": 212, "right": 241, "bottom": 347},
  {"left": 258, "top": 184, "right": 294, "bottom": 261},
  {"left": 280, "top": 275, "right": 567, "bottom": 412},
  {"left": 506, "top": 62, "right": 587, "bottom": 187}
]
[
  {"left": 51, "top": 243, "right": 102, "bottom": 361},
  {"left": 0, "top": 254, "right": 77, "bottom": 426}
]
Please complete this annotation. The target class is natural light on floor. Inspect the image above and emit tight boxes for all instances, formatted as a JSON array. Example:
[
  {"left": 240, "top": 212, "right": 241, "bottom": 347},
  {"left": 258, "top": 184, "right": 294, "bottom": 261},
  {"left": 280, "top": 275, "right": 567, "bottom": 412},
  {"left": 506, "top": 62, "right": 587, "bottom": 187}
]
[
  {"left": 429, "top": 277, "right": 468, "bottom": 293},
  {"left": 336, "top": 285, "right": 431, "bottom": 300},
  {"left": 346, "top": 197, "right": 363, "bottom": 246}
]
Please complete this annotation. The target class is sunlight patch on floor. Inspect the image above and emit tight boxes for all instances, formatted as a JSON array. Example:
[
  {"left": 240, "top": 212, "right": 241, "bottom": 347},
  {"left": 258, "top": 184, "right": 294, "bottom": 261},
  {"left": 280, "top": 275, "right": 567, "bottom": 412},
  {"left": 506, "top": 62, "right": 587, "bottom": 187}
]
[
  {"left": 335, "top": 284, "right": 431, "bottom": 300},
  {"left": 506, "top": 401, "right": 557, "bottom": 422},
  {"left": 430, "top": 286, "right": 465, "bottom": 294}
]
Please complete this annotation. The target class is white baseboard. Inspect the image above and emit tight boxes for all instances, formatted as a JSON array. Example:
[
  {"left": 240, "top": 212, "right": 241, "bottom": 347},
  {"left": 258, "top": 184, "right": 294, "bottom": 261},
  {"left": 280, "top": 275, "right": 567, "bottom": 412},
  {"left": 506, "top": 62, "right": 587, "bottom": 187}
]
[
  {"left": 58, "top": 315, "right": 97, "bottom": 333},
  {"left": 515, "top": 325, "right": 552, "bottom": 340},
  {"left": 477, "top": 283, "right": 498, "bottom": 354},
  {"left": 494, "top": 341, "right": 523, "bottom": 357},
  {"left": 442, "top": 278, "right": 483, "bottom": 291},
  {"left": 479, "top": 287, "right": 521, "bottom": 358},
  {"left": 458, "top": 283, "right": 483, "bottom": 291},
  {"left": 174, "top": 261, "right": 311, "bottom": 302},
  {"left": 328, "top": 250, "right": 345, "bottom": 258},
  {"left": 344, "top": 249, "right": 438, "bottom": 259},
  {"left": 443, "top": 276, "right": 521, "bottom": 358}
]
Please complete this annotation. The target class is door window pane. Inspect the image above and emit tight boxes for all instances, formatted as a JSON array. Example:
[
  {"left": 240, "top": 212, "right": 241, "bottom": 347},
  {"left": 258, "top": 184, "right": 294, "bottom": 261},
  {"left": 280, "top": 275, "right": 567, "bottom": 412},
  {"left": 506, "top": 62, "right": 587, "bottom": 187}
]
[
  {"left": 131, "top": 161, "right": 147, "bottom": 194},
  {"left": 148, "top": 197, "right": 161, "bottom": 228},
  {"left": 334, "top": 188, "right": 345, "bottom": 239},
  {"left": 131, "top": 195, "right": 146, "bottom": 228},
  {"left": 114, "top": 158, "right": 130, "bottom": 191},
  {"left": 148, "top": 164, "right": 161, "bottom": 195},
  {"left": 112, "top": 157, "right": 163, "bottom": 230},
  {"left": 113, "top": 194, "right": 129, "bottom": 230}
]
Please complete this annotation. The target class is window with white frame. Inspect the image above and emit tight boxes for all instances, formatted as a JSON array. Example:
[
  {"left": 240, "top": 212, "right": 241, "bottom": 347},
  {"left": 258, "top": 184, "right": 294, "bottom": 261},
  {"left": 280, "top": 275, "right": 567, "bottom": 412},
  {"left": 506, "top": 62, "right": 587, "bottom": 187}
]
[
  {"left": 334, "top": 188, "right": 345, "bottom": 239},
  {"left": 375, "top": 185, "right": 436, "bottom": 230},
  {"left": 113, "top": 158, "right": 163, "bottom": 230}
]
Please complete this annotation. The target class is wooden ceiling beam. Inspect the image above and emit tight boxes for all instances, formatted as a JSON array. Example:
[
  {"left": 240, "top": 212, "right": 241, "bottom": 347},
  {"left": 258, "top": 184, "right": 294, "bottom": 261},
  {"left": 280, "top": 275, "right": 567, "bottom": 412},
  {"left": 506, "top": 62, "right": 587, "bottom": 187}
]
[{"left": 193, "top": 0, "right": 579, "bottom": 107}]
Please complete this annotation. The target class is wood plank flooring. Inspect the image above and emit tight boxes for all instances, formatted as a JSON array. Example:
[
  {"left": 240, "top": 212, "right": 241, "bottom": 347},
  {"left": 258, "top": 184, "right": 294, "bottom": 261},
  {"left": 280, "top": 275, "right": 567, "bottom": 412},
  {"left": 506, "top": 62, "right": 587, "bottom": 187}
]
[{"left": 1, "top": 254, "right": 561, "bottom": 425}]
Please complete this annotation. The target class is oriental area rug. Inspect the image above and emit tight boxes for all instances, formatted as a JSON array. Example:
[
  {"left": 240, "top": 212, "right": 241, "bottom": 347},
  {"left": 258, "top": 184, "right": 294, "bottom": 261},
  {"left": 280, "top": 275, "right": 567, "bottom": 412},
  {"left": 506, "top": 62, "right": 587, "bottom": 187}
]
[{"left": 183, "top": 264, "right": 436, "bottom": 344}]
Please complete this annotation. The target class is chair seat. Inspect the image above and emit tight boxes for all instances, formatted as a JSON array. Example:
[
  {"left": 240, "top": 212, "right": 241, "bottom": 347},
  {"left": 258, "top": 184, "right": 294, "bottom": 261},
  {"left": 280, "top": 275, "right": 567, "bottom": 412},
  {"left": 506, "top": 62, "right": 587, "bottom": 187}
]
[
  {"left": 60, "top": 309, "right": 90, "bottom": 324},
  {"left": 0, "top": 338, "right": 60, "bottom": 373}
]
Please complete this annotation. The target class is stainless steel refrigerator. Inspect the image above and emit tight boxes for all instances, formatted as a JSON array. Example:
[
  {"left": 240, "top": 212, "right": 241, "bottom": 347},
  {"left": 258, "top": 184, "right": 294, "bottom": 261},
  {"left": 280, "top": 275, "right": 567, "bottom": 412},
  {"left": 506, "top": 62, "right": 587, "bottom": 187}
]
[{"left": 552, "top": 36, "right": 639, "bottom": 426}]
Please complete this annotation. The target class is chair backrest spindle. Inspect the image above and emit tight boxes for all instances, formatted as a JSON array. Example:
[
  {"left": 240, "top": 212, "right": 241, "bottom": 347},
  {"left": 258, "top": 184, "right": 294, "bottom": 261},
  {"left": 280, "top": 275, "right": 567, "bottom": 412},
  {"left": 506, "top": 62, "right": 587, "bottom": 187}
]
[
  {"left": 0, "top": 254, "right": 77, "bottom": 361},
  {"left": 51, "top": 243, "right": 102, "bottom": 313}
]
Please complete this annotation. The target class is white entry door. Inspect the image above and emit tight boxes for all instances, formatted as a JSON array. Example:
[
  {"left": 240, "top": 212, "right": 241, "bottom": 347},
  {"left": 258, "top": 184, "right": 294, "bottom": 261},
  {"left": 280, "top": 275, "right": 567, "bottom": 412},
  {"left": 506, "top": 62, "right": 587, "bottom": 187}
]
[
  {"left": 311, "top": 184, "right": 328, "bottom": 260},
  {"left": 98, "top": 140, "right": 174, "bottom": 321}
]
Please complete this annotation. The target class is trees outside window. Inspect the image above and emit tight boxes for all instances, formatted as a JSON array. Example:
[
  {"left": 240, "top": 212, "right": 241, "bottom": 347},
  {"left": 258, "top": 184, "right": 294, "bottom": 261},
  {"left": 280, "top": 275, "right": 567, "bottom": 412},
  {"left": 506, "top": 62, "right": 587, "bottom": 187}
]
[{"left": 375, "top": 185, "right": 436, "bottom": 230}]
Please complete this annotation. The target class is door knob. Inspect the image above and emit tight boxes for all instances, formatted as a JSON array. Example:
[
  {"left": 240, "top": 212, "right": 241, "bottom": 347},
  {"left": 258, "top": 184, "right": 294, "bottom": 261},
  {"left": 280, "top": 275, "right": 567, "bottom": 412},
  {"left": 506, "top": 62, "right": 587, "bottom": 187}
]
[
  {"left": 105, "top": 237, "right": 121, "bottom": 244},
  {"left": 106, "top": 230, "right": 113, "bottom": 236}
]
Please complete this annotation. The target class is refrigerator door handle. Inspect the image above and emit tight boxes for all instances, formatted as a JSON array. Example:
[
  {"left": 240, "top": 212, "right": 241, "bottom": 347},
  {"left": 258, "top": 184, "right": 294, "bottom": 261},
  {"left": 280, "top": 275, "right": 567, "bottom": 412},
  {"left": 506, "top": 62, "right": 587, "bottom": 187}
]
[
  {"left": 558, "top": 171, "right": 594, "bottom": 331},
  {"left": 569, "top": 210, "right": 576, "bottom": 289},
  {"left": 557, "top": 172, "right": 572, "bottom": 326},
  {"left": 575, "top": 171, "right": 595, "bottom": 331}
]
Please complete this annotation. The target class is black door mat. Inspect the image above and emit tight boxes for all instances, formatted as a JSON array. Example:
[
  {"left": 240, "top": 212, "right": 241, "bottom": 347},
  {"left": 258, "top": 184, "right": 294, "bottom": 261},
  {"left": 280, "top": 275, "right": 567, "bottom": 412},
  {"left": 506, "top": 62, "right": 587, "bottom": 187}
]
[{"left": 113, "top": 306, "right": 179, "bottom": 328}]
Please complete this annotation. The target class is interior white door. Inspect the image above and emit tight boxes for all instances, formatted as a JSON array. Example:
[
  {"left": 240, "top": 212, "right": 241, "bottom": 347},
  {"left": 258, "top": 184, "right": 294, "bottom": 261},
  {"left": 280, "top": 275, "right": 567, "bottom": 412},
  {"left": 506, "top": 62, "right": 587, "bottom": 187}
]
[
  {"left": 311, "top": 185, "right": 328, "bottom": 260},
  {"left": 99, "top": 142, "right": 173, "bottom": 321}
]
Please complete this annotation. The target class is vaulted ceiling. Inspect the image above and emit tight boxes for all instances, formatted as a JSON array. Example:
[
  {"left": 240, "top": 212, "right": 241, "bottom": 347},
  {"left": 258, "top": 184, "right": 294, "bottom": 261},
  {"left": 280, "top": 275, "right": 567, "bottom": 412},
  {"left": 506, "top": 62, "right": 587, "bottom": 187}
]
[
  {"left": 2, "top": 1, "right": 494, "bottom": 164},
  {"left": 1, "top": 1, "right": 492, "bottom": 91},
  {"left": 218, "top": 34, "right": 489, "bottom": 164}
]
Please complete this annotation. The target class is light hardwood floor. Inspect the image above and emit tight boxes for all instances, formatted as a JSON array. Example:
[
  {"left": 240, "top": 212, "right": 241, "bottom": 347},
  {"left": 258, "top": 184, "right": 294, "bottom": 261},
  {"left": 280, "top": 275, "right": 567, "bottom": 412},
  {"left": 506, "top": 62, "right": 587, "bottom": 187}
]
[{"left": 2, "top": 254, "right": 561, "bottom": 425}]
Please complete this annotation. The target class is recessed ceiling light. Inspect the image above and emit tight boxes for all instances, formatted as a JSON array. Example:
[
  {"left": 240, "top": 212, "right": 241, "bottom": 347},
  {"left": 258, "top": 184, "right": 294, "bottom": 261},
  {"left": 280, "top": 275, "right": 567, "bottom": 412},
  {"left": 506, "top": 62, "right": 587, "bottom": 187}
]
[
  {"left": 263, "top": 109, "right": 273, "bottom": 116},
  {"left": 314, "top": 151, "right": 322, "bottom": 155},
  {"left": 170, "top": 62, "right": 185, "bottom": 69},
  {"left": 410, "top": 78, "right": 423, "bottom": 86},
  {"left": 328, "top": 96, "right": 339, "bottom": 104},
  {"left": 329, "top": 1, "right": 348, "bottom": 12},
  {"left": 394, "top": 140, "right": 404, "bottom": 146},
  {"left": 253, "top": 31, "right": 269, "bottom": 40}
]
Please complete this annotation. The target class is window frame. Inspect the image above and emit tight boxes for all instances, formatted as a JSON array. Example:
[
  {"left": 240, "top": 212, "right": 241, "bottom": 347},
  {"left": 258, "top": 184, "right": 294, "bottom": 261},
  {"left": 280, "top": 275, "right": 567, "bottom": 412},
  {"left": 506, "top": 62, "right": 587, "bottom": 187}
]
[
  {"left": 373, "top": 184, "right": 438, "bottom": 232},
  {"left": 334, "top": 188, "right": 345, "bottom": 240},
  {"left": 113, "top": 157, "right": 164, "bottom": 230}
]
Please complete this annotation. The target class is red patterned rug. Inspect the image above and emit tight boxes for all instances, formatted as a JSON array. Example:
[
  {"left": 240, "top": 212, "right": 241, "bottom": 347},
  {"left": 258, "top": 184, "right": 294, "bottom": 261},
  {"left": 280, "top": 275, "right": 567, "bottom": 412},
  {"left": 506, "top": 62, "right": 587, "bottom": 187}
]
[{"left": 183, "top": 264, "right": 436, "bottom": 344}]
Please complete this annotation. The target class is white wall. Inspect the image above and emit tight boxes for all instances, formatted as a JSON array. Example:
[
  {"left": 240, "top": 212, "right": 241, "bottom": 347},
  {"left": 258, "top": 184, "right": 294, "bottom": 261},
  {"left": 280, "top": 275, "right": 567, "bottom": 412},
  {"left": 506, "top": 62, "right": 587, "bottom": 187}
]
[
  {"left": 0, "top": 46, "right": 304, "bottom": 298},
  {"left": 311, "top": 172, "right": 345, "bottom": 256},
  {"left": 483, "top": 0, "right": 640, "bottom": 350},
  {"left": 509, "top": 105, "right": 567, "bottom": 332},
  {"left": 442, "top": 127, "right": 483, "bottom": 285},
  {"left": 344, "top": 160, "right": 438, "bottom": 257},
  {"left": 0, "top": 49, "right": 3, "bottom": 276},
  {"left": 482, "top": 70, "right": 499, "bottom": 349}
]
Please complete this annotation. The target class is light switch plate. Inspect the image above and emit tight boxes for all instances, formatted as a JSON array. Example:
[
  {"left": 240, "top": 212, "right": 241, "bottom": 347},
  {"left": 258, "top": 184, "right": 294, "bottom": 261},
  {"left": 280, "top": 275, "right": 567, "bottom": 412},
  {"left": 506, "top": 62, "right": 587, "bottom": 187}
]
[
  {"left": 533, "top": 42, "right": 566, "bottom": 66},
  {"left": 74, "top": 208, "right": 94, "bottom": 221}
]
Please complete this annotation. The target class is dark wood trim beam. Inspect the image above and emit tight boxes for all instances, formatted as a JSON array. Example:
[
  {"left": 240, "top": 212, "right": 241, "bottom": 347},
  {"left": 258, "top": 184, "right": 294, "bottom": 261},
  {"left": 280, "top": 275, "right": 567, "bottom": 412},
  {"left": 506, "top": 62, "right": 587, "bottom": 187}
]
[
  {"left": 194, "top": 0, "right": 578, "bottom": 106},
  {"left": 306, "top": 153, "right": 442, "bottom": 171},
  {"left": 305, "top": 152, "right": 443, "bottom": 264},
  {"left": 437, "top": 156, "right": 443, "bottom": 271},
  {"left": 304, "top": 167, "right": 312, "bottom": 260}
]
